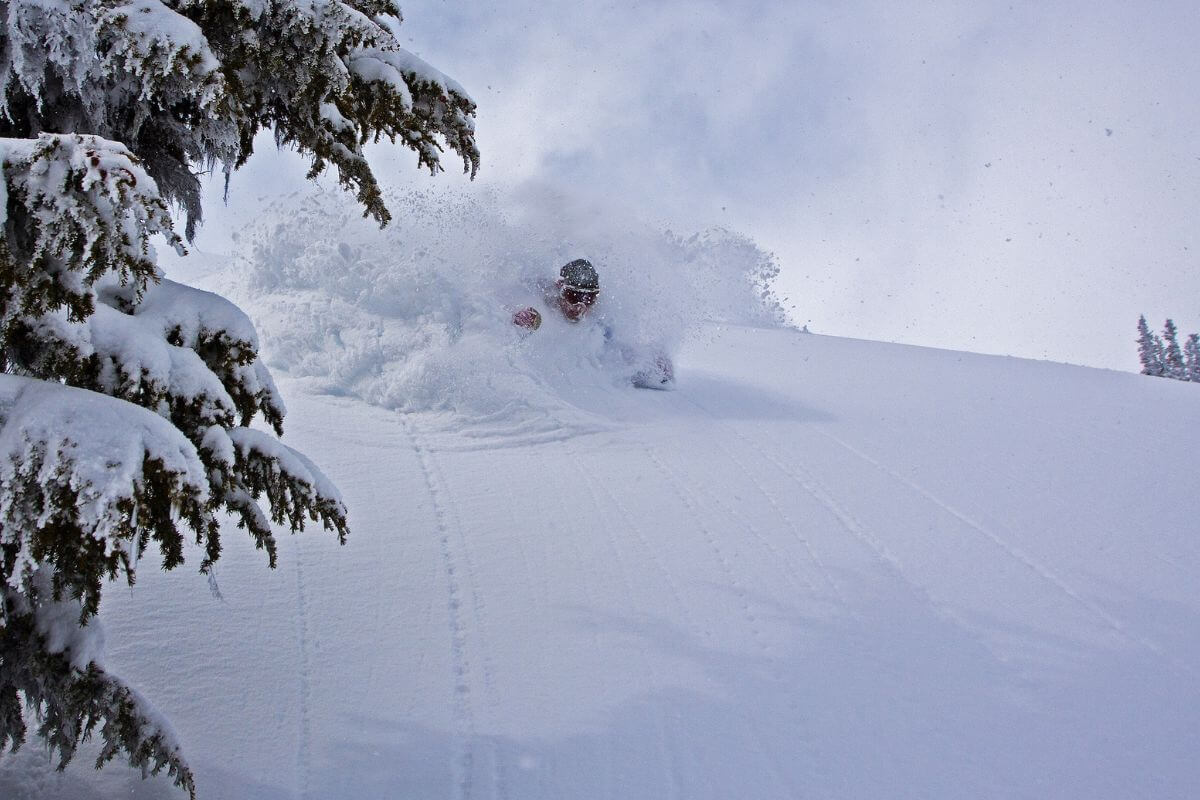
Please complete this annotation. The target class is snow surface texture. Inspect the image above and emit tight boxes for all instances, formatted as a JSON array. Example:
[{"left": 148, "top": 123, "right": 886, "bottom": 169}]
[
  {"left": 3, "top": 192, "right": 1198, "bottom": 798},
  {"left": 4, "top": 323, "right": 1197, "bottom": 800}
]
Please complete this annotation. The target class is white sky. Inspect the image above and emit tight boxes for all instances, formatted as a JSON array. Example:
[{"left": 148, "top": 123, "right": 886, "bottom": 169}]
[
  {"left": 392, "top": 0, "right": 1200, "bottom": 370},
  {"left": 217, "top": 1, "right": 1200, "bottom": 370}
]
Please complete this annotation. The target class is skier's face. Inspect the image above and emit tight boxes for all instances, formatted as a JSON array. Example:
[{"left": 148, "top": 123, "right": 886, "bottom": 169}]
[{"left": 558, "top": 285, "right": 597, "bottom": 321}]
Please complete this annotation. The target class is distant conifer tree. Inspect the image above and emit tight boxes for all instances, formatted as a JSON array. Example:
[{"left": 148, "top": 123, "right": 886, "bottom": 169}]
[
  {"left": 1184, "top": 333, "right": 1200, "bottom": 383},
  {"left": 1162, "top": 319, "right": 1186, "bottom": 379},
  {"left": 1136, "top": 315, "right": 1164, "bottom": 376}
]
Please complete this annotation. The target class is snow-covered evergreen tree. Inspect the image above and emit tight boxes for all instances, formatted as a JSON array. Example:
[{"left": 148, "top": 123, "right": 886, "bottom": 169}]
[
  {"left": 1137, "top": 316, "right": 1200, "bottom": 384},
  {"left": 1161, "top": 319, "right": 1185, "bottom": 380},
  {"left": 1136, "top": 315, "right": 1164, "bottom": 377},
  {"left": 1184, "top": 333, "right": 1200, "bottom": 383},
  {"left": 0, "top": 2, "right": 478, "bottom": 795}
]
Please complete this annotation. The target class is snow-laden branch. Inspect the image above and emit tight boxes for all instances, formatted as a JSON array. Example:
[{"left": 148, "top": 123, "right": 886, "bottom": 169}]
[
  {"left": 0, "top": 373, "right": 213, "bottom": 616},
  {"left": 1, "top": 571, "right": 196, "bottom": 798},
  {"left": 221, "top": 426, "right": 347, "bottom": 567},
  {"left": 101, "top": 0, "right": 222, "bottom": 79},
  {"left": 2, "top": 1, "right": 478, "bottom": 235},
  {"left": 2, "top": 1, "right": 239, "bottom": 237},
  {"left": 0, "top": 0, "right": 480, "bottom": 789},
  {"left": 136, "top": 278, "right": 286, "bottom": 431},
  {"left": 2, "top": 0, "right": 100, "bottom": 107},
  {"left": 0, "top": 133, "right": 181, "bottom": 323}
]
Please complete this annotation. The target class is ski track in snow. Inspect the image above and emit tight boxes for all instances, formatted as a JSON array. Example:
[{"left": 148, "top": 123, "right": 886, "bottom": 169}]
[
  {"left": 292, "top": 538, "right": 314, "bottom": 800},
  {"left": 855, "top": 405, "right": 1200, "bottom": 639},
  {"left": 568, "top": 439, "right": 697, "bottom": 640},
  {"left": 810, "top": 426, "right": 1175, "bottom": 662},
  {"left": 414, "top": 411, "right": 514, "bottom": 800},
  {"left": 643, "top": 446, "right": 768, "bottom": 656},
  {"left": 701, "top": 431, "right": 847, "bottom": 608},
  {"left": 675, "top": 392, "right": 1007, "bottom": 665},
  {"left": 561, "top": 439, "right": 686, "bottom": 800},
  {"left": 683, "top": 383, "right": 1195, "bottom": 686},
  {"left": 639, "top": 444, "right": 802, "bottom": 798},
  {"left": 401, "top": 413, "right": 488, "bottom": 800},
  {"left": 540, "top": 467, "right": 621, "bottom": 798},
  {"left": 654, "top": 434, "right": 823, "bottom": 603}
]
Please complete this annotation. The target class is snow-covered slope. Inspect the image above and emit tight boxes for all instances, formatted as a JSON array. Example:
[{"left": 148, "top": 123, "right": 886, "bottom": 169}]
[{"left": 3, "top": 315, "right": 1198, "bottom": 799}]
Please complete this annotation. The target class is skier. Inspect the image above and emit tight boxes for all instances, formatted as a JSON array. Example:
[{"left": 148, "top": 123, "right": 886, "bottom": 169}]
[
  {"left": 512, "top": 259, "right": 674, "bottom": 389},
  {"left": 512, "top": 258, "right": 600, "bottom": 330}
]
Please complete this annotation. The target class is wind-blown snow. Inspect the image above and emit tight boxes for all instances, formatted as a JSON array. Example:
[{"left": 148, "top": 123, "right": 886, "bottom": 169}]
[{"left": 225, "top": 184, "right": 784, "bottom": 437}]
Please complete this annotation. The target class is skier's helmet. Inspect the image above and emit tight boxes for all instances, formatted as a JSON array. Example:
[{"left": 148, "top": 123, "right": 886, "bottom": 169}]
[{"left": 559, "top": 259, "right": 599, "bottom": 294}]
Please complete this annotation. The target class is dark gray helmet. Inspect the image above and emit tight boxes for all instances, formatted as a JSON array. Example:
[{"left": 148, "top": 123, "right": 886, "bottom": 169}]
[{"left": 560, "top": 259, "right": 599, "bottom": 293}]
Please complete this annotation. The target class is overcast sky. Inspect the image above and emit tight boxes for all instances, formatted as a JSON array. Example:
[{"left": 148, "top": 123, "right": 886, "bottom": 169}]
[
  {"left": 371, "top": 0, "right": 1199, "bottom": 370},
  {"left": 209, "top": 1, "right": 1200, "bottom": 370}
]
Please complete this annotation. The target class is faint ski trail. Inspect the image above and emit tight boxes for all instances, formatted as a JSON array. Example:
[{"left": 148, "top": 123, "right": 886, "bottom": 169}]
[
  {"left": 419, "top": 438, "right": 511, "bottom": 800},
  {"left": 860, "top": 411, "right": 1200, "bottom": 647},
  {"left": 812, "top": 426, "right": 1174, "bottom": 660},
  {"left": 743, "top": 713, "right": 805, "bottom": 800},
  {"left": 564, "top": 439, "right": 700, "bottom": 646},
  {"left": 410, "top": 417, "right": 513, "bottom": 800},
  {"left": 503, "top": 470, "right": 549, "bottom": 634},
  {"left": 648, "top": 429, "right": 892, "bottom": 796},
  {"left": 710, "top": 461, "right": 831, "bottom": 603},
  {"left": 658, "top": 430, "right": 826, "bottom": 603},
  {"left": 870, "top": 410, "right": 1200, "bottom": 567},
  {"left": 567, "top": 444, "right": 698, "bottom": 640},
  {"left": 645, "top": 445, "right": 772, "bottom": 656},
  {"left": 540, "top": 486, "right": 625, "bottom": 799},
  {"left": 562, "top": 443, "right": 685, "bottom": 800},
  {"left": 541, "top": 503, "right": 619, "bottom": 796},
  {"left": 400, "top": 413, "right": 481, "bottom": 800},
  {"left": 292, "top": 540, "right": 314, "bottom": 800},
  {"left": 675, "top": 393, "right": 1004, "bottom": 660},
  {"left": 667, "top": 395, "right": 847, "bottom": 609},
  {"left": 641, "top": 443, "right": 803, "bottom": 797},
  {"left": 565, "top": 435, "right": 740, "bottom": 798},
  {"left": 571, "top": 435, "right": 803, "bottom": 798},
  {"left": 765, "top": 438, "right": 1015, "bottom": 665}
]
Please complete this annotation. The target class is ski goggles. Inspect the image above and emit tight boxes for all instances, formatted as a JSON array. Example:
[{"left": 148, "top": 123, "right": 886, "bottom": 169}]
[{"left": 561, "top": 287, "right": 598, "bottom": 306}]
